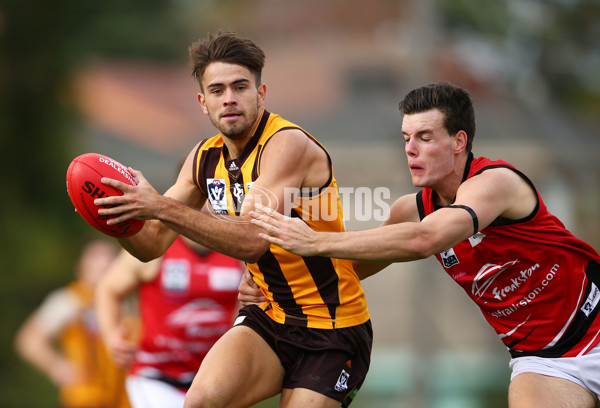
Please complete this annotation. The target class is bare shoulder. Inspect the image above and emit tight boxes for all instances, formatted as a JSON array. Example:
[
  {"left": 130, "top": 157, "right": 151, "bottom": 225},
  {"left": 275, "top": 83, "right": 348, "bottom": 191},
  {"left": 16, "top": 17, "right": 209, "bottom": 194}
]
[
  {"left": 458, "top": 166, "right": 537, "bottom": 223},
  {"left": 387, "top": 193, "right": 420, "bottom": 225},
  {"left": 468, "top": 166, "right": 528, "bottom": 188},
  {"left": 461, "top": 166, "right": 534, "bottom": 202},
  {"left": 260, "top": 128, "right": 330, "bottom": 188},
  {"left": 263, "top": 128, "right": 321, "bottom": 158}
]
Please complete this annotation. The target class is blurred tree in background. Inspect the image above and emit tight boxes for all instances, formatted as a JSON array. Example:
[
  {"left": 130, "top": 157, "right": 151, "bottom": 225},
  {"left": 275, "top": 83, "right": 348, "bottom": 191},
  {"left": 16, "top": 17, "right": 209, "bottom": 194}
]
[
  {"left": 437, "top": 0, "right": 600, "bottom": 114},
  {"left": 0, "top": 0, "right": 189, "bottom": 404}
]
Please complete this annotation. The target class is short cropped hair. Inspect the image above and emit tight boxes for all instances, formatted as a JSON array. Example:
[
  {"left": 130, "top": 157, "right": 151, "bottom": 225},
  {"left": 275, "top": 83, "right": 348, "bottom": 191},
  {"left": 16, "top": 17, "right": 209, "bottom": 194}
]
[
  {"left": 189, "top": 31, "right": 266, "bottom": 92},
  {"left": 399, "top": 82, "right": 475, "bottom": 153}
]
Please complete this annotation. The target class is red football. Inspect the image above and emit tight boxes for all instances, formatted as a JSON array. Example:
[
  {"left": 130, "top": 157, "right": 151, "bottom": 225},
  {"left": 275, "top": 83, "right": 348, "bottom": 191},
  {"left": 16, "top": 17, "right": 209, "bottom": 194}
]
[{"left": 66, "top": 153, "right": 145, "bottom": 237}]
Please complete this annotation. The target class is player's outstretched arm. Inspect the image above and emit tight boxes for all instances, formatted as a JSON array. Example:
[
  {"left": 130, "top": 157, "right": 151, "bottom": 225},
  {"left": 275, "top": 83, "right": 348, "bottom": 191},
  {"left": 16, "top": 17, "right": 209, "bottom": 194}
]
[
  {"left": 251, "top": 201, "right": 471, "bottom": 261},
  {"left": 350, "top": 194, "right": 420, "bottom": 279},
  {"left": 251, "top": 168, "right": 528, "bottom": 264}
]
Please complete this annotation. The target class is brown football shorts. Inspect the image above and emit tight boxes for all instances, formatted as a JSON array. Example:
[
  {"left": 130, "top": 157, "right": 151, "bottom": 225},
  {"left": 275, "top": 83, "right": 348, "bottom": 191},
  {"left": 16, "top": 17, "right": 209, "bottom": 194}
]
[{"left": 235, "top": 304, "right": 373, "bottom": 407}]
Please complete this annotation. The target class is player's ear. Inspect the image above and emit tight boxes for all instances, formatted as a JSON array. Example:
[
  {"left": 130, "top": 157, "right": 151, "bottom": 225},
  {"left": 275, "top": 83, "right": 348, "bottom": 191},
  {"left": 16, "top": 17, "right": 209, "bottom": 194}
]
[
  {"left": 257, "top": 83, "right": 266, "bottom": 108},
  {"left": 454, "top": 130, "right": 468, "bottom": 154},
  {"left": 197, "top": 93, "right": 208, "bottom": 115}
]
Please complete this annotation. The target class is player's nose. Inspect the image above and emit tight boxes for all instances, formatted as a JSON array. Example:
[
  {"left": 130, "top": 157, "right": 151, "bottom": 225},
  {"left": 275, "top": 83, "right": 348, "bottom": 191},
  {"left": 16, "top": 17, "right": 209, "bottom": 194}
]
[
  {"left": 405, "top": 139, "right": 417, "bottom": 157},
  {"left": 223, "top": 88, "right": 237, "bottom": 105}
]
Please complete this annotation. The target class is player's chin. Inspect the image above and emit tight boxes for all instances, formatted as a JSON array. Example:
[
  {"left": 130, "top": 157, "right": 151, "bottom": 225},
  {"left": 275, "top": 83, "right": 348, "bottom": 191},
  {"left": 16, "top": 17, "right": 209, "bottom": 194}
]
[
  {"left": 410, "top": 175, "right": 427, "bottom": 188},
  {"left": 220, "top": 124, "right": 247, "bottom": 140}
]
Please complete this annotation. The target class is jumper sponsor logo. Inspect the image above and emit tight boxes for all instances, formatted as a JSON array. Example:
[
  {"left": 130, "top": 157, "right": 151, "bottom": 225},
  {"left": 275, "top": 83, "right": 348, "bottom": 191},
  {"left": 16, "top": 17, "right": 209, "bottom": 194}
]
[
  {"left": 167, "top": 300, "right": 228, "bottom": 327},
  {"left": 472, "top": 260, "right": 519, "bottom": 300},
  {"left": 208, "top": 267, "right": 243, "bottom": 291},
  {"left": 161, "top": 259, "right": 190, "bottom": 292},
  {"left": 492, "top": 263, "right": 540, "bottom": 301},
  {"left": 581, "top": 283, "right": 600, "bottom": 317},
  {"left": 491, "top": 264, "right": 560, "bottom": 318}
]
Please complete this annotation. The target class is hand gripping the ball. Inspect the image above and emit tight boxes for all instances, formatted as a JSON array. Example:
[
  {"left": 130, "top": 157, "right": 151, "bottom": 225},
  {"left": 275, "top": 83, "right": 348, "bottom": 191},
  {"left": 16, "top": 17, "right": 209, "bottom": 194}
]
[
  {"left": 66, "top": 153, "right": 145, "bottom": 237},
  {"left": 95, "top": 168, "right": 164, "bottom": 226}
]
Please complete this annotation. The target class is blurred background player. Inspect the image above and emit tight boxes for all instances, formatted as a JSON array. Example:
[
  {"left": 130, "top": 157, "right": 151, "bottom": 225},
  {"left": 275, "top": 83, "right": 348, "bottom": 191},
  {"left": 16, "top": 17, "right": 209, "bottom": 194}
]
[
  {"left": 96, "top": 235, "right": 243, "bottom": 408},
  {"left": 14, "top": 239, "right": 131, "bottom": 408}
]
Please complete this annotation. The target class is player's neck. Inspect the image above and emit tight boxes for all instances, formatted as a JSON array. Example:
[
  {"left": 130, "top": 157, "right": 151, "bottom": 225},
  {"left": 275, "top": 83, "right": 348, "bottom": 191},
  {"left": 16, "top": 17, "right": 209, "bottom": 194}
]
[
  {"left": 222, "top": 136, "right": 250, "bottom": 161},
  {"left": 434, "top": 153, "right": 470, "bottom": 206}
]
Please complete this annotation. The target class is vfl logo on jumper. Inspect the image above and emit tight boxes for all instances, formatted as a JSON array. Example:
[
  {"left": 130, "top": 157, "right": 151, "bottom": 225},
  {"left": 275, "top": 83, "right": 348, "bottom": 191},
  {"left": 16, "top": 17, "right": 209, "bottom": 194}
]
[
  {"left": 469, "top": 232, "right": 486, "bottom": 247},
  {"left": 207, "top": 178, "right": 228, "bottom": 214},
  {"left": 472, "top": 260, "right": 519, "bottom": 300},
  {"left": 335, "top": 369, "right": 350, "bottom": 392},
  {"left": 581, "top": 283, "right": 600, "bottom": 317},
  {"left": 441, "top": 248, "right": 460, "bottom": 268}
]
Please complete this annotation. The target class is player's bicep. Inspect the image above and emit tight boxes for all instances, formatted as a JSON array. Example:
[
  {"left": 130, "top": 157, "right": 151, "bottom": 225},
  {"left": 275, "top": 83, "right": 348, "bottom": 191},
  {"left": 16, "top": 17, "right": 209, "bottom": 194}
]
[
  {"left": 240, "top": 132, "right": 308, "bottom": 216},
  {"left": 164, "top": 148, "right": 207, "bottom": 209},
  {"left": 453, "top": 168, "right": 531, "bottom": 231},
  {"left": 419, "top": 206, "right": 477, "bottom": 253}
]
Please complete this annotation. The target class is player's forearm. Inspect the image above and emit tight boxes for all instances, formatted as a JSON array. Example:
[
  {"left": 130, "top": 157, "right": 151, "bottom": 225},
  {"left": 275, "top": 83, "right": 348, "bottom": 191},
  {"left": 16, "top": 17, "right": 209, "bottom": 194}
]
[
  {"left": 156, "top": 197, "right": 269, "bottom": 262},
  {"left": 315, "top": 223, "right": 432, "bottom": 262}
]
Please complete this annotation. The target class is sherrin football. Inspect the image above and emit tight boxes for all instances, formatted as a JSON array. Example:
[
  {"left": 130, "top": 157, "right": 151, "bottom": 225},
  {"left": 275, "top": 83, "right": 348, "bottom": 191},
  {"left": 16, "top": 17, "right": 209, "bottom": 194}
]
[{"left": 66, "top": 153, "right": 144, "bottom": 237}]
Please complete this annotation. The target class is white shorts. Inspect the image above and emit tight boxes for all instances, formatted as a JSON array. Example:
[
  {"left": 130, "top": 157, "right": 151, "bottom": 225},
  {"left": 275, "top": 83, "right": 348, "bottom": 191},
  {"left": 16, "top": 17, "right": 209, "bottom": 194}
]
[
  {"left": 126, "top": 375, "right": 186, "bottom": 408},
  {"left": 509, "top": 343, "right": 600, "bottom": 401}
]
